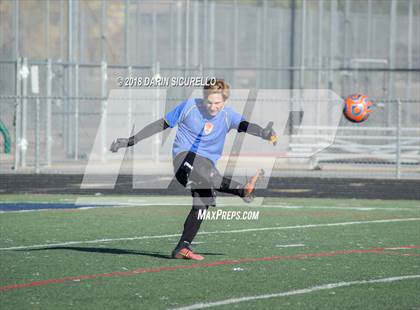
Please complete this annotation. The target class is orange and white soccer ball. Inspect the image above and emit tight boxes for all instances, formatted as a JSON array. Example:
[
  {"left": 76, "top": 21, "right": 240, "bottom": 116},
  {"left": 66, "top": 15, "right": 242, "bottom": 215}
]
[{"left": 343, "top": 94, "right": 373, "bottom": 123}]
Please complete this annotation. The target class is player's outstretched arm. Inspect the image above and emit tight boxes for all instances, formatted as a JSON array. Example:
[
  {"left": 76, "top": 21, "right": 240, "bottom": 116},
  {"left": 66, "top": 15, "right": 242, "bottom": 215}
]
[
  {"left": 110, "top": 118, "right": 170, "bottom": 153},
  {"left": 237, "top": 120, "right": 277, "bottom": 146}
]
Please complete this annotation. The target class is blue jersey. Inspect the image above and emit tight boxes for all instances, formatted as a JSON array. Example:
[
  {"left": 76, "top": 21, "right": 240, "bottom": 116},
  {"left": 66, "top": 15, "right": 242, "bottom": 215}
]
[{"left": 164, "top": 98, "right": 244, "bottom": 165}]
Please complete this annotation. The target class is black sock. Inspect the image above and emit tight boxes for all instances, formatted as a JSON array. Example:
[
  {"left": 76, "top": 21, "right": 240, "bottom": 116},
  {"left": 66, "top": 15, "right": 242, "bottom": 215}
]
[
  {"left": 218, "top": 176, "right": 245, "bottom": 197},
  {"left": 178, "top": 208, "right": 207, "bottom": 245}
]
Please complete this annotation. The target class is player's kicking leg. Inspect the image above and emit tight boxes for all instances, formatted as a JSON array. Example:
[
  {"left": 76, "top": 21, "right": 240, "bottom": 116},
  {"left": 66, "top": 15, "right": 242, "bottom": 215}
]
[
  {"left": 173, "top": 151, "right": 264, "bottom": 203},
  {"left": 213, "top": 168, "right": 265, "bottom": 203},
  {"left": 171, "top": 152, "right": 264, "bottom": 260},
  {"left": 171, "top": 169, "right": 263, "bottom": 260}
]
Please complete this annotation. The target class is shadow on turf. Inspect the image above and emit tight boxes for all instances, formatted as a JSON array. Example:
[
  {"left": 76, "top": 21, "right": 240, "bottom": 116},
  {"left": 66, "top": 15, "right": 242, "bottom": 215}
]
[{"left": 18, "top": 246, "right": 224, "bottom": 259}]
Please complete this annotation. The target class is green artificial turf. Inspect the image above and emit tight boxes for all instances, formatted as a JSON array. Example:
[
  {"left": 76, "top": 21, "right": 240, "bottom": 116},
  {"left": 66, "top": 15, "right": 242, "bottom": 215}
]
[{"left": 0, "top": 195, "right": 419, "bottom": 309}]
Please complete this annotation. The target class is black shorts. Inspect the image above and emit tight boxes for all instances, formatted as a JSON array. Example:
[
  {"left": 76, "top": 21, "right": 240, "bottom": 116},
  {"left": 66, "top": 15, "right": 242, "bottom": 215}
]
[{"left": 173, "top": 151, "right": 217, "bottom": 209}]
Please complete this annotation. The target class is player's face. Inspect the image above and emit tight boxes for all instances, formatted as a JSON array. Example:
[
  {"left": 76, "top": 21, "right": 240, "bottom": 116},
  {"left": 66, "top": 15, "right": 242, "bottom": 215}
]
[{"left": 205, "top": 93, "right": 225, "bottom": 116}]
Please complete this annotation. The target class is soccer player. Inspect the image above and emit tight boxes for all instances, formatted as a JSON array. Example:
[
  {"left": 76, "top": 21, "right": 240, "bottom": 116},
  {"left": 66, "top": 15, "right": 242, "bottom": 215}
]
[{"left": 110, "top": 79, "right": 277, "bottom": 260}]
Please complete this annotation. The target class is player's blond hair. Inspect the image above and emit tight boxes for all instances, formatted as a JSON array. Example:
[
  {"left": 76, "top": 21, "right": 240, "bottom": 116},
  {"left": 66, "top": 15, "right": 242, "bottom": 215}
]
[{"left": 203, "top": 79, "right": 230, "bottom": 101}]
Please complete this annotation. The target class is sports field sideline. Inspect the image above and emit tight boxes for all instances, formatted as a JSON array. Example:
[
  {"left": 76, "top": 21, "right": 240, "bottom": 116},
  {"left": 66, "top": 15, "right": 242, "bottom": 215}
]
[{"left": 0, "top": 195, "right": 419, "bottom": 309}]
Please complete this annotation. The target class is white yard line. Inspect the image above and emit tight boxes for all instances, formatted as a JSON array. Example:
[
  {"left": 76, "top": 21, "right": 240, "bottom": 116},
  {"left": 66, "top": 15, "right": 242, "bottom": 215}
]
[
  {"left": 0, "top": 234, "right": 182, "bottom": 251},
  {"left": 275, "top": 244, "right": 305, "bottom": 248},
  {"left": 1, "top": 217, "right": 419, "bottom": 251},
  {"left": 253, "top": 205, "right": 416, "bottom": 211},
  {"left": 168, "top": 275, "right": 420, "bottom": 310},
  {"left": 384, "top": 247, "right": 418, "bottom": 250}
]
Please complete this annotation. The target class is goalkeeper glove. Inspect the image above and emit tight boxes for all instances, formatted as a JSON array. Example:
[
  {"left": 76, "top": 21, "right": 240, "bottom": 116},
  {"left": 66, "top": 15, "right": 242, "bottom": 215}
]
[
  {"left": 110, "top": 138, "right": 129, "bottom": 153},
  {"left": 261, "top": 121, "right": 278, "bottom": 146}
]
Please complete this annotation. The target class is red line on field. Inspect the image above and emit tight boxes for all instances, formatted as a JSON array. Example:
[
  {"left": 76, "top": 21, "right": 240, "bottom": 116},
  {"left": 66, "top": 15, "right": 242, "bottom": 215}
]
[
  {"left": 371, "top": 245, "right": 420, "bottom": 257},
  {"left": 1, "top": 245, "right": 419, "bottom": 292}
]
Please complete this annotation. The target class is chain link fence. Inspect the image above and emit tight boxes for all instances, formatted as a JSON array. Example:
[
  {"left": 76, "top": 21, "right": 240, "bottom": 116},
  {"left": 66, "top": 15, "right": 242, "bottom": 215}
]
[{"left": 0, "top": 0, "right": 419, "bottom": 179}]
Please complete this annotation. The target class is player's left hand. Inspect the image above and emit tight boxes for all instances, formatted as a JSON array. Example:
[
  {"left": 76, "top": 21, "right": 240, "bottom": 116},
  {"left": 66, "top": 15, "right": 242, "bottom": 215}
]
[{"left": 261, "top": 121, "right": 278, "bottom": 146}]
